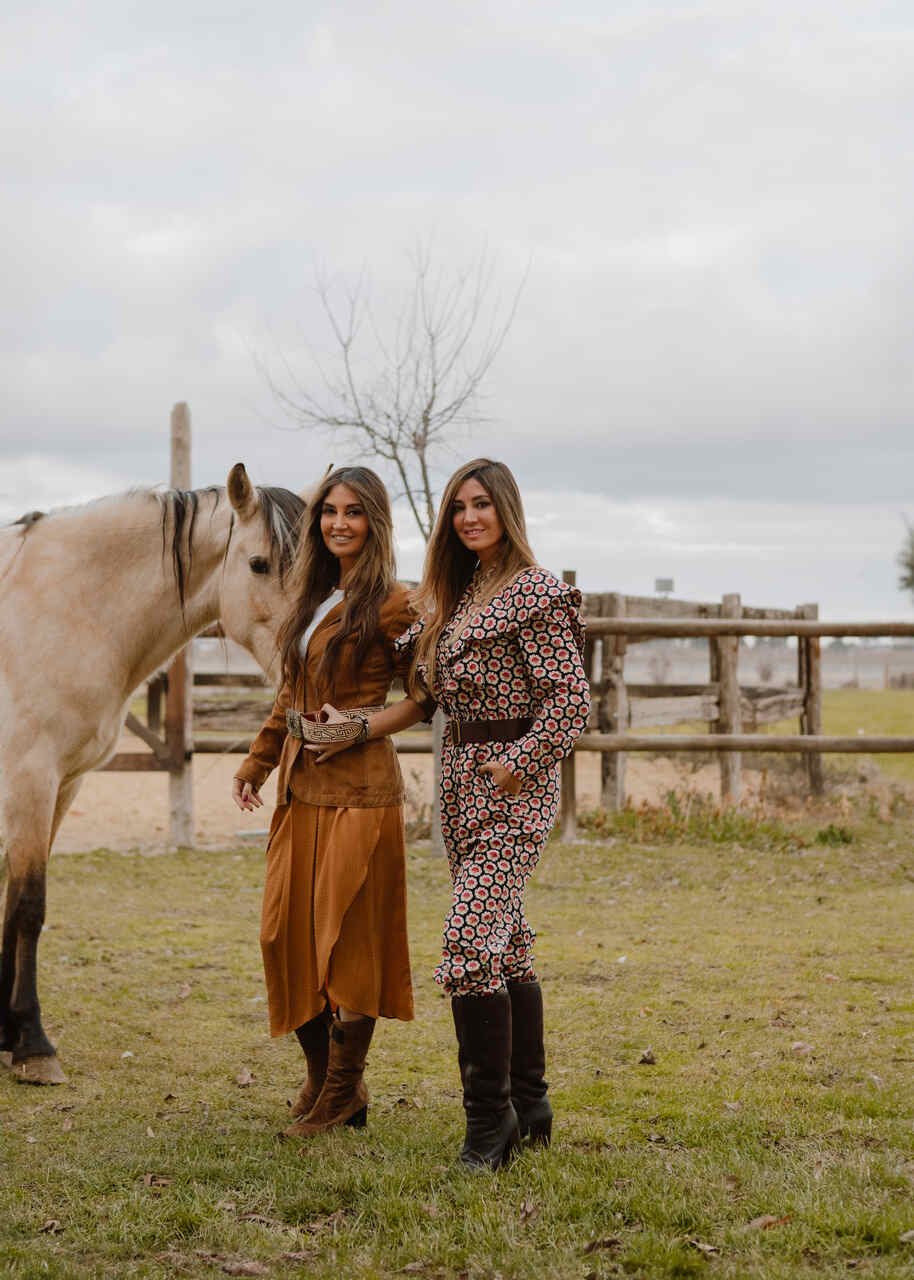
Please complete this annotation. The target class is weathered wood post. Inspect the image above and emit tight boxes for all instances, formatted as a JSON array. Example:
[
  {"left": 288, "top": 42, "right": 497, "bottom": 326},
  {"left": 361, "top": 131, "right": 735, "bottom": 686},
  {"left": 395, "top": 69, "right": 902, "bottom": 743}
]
[
  {"left": 707, "top": 606, "right": 721, "bottom": 735},
  {"left": 167, "top": 403, "right": 194, "bottom": 848},
  {"left": 717, "top": 593, "right": 742, "bottom": 804},
  {"left": 146, "top": 673, "right": 165, "bottom": 733},
  {"left": 601, "top": 592, "right": 627, "bottom": 811},
  {"left": 559, "top": 570, "right": 578, "bottom": 840},
  {"left": 797, "top": 602, "right": 824, "bottom": 796}
]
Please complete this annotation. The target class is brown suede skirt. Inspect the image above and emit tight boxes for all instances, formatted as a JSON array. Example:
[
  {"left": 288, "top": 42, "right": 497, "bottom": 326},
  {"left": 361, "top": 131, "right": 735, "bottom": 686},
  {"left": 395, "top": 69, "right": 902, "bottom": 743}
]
[{"left": 259, "top": 799, "right": 414, "bottom": 1037}]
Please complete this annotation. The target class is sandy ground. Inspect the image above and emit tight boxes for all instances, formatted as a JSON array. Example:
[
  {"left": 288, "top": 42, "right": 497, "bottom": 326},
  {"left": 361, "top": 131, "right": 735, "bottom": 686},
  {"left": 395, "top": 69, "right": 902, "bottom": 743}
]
[{"left": 52, "top": 737, "right": 765, "bottom": 855}]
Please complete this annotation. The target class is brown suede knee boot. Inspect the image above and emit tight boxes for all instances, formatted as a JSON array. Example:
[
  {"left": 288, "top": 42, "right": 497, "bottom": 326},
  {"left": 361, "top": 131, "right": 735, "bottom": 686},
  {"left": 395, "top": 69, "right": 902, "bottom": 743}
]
[
  {"left": 283, "top": 1013, "right": 374, "bottom": 1138},
  {"left": 288, "top": 1007, "right": 332, "bottom": 1120}
]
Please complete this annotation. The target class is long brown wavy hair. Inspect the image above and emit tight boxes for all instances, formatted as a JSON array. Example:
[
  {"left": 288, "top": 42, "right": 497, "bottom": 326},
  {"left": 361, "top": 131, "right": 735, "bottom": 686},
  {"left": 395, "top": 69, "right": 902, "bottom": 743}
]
[
  {"left": 278, "top": 466, "right": 397, "bottom": 693},
  {"left": 410, "top": 458, "right": 537, "bottom": 694}
]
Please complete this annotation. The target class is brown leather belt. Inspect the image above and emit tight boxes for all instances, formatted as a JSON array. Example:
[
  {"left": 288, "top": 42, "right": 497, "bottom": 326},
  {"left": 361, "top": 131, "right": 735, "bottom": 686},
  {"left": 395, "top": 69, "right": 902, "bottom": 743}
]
[{"left": 449, "top": 717, "right": 532, "bottom": 747}]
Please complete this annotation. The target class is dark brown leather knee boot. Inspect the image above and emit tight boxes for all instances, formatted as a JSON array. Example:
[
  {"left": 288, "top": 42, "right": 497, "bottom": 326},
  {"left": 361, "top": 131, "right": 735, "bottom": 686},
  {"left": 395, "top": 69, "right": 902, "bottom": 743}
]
[
  {"left": 451, "top": 989, "right": 520, "bottom": 1170},
  {"left": 507, "top": 979, "right": 552, "bottom": 1145},
  {"left": 288, "top": 1007, "right": 331, "bottom": 1120}
]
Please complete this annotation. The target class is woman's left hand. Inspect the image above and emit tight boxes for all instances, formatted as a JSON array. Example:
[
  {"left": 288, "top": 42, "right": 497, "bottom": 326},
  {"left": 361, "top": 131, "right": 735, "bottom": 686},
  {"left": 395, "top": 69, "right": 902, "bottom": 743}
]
[
  {"left": 304, "top": 703, "right": 365, "bottom": 765},
  {"left": 479, "top": 761, "right": 522, "bottom": 794}
]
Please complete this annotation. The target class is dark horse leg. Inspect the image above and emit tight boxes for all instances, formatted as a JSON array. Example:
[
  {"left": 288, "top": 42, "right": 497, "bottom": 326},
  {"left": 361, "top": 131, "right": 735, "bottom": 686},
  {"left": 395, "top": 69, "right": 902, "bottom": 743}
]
[{"left": 0, "top": 778, "right": 69, "bottom": 1084}]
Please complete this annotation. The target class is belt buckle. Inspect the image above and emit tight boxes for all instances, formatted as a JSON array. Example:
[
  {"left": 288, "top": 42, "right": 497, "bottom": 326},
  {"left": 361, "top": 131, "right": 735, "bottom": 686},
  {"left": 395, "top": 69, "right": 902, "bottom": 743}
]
[{"left": 451, "top": 719, "right": 462, "bottom": 747}]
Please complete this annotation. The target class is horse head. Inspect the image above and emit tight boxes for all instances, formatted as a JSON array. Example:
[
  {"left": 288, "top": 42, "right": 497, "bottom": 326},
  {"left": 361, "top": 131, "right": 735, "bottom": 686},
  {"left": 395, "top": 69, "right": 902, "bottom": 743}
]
[{"left": 217, "top": 462, "right": 316, "bottom": 684}]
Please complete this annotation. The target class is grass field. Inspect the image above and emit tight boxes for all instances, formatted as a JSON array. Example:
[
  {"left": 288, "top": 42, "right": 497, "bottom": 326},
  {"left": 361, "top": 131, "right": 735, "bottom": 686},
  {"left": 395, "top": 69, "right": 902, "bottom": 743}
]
[
  {"left": 801, "top": 689, "right": 914, "bottom": 786},
  {"left": 3, "top": 800, "right": 914, "bottom": 1279}
]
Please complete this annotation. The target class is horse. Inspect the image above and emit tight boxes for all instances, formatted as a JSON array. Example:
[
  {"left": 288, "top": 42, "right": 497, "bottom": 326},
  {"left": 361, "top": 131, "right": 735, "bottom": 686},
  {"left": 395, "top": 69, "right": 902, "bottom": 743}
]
[{"left": 0, "top": 463, "right": 307, "bottom": 1085}]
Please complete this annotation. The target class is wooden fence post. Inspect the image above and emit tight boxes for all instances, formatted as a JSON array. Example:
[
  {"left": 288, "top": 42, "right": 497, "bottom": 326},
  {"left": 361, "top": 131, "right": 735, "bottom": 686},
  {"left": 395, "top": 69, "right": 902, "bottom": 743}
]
[
  {"left": 168, "top": 403, "right": 194, "bottom": 848},
  {"left": 147, "top": 673, "right": 165, "bottom": 733},
  {"left": 559, "top": 570, "right": 578, "bottom": 841},
  {"left": 717, "top": 593, "right": 742, "bottom": 805},
  {"left": 797, "top": 602, "right": 824, "bottom": 796},
  {"left": 601, "top": 592, "right": 627, "bottom": 811},
  {"left": 708, "top": 626, "right": 720, "bottom": 733}
]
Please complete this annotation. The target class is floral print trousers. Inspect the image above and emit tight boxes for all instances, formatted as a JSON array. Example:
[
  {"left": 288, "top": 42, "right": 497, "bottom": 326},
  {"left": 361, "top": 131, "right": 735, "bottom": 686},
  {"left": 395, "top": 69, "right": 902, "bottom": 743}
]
[{"left": 434, "top": 741, "right": 560, "bottom": 996}]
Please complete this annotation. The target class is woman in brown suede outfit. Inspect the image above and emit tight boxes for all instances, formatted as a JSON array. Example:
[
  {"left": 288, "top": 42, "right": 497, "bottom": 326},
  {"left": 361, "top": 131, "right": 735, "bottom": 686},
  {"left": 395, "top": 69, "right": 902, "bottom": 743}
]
[{"left": 232, "top": 466, "right": 428, "bottom": 1137}]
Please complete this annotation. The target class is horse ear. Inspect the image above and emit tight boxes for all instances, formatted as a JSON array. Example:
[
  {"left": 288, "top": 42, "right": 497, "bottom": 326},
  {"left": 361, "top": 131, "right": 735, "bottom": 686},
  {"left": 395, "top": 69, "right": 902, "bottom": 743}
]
[
  {"left": 227, "top": 463, "right": 259, "bottom": 520},
  {"left": 300, "top": 464, "right": 334, "bottom": 508}
]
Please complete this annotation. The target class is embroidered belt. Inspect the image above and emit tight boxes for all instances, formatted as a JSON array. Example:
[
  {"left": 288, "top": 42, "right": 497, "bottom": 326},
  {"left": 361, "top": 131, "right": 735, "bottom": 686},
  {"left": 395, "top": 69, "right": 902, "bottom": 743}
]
[
  {"left": 449, "top": 716, "right": 532, "bottom": 747},
  {"left": 285, "top": 704, "right": 384, "bottom": 745}
]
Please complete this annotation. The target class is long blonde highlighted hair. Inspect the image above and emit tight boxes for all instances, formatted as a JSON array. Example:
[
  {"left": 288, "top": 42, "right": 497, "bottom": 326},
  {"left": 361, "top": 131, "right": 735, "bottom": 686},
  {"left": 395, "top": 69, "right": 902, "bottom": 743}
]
[
  {"left": 410, "top": 458, "right": 537, "bottom": 694},
  {"left": 278, "top": 466, "right": 397, "bottom": 693}
]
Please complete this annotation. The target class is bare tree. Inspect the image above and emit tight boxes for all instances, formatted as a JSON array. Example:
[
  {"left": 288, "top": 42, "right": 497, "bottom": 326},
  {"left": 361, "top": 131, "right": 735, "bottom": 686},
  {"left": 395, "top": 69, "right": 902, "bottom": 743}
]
[
  {"left": 899, "top": 521, "right": 914, "bottom": 603},
  {"left": 262, "top": 244, "right": 526, "bottom": 540}
]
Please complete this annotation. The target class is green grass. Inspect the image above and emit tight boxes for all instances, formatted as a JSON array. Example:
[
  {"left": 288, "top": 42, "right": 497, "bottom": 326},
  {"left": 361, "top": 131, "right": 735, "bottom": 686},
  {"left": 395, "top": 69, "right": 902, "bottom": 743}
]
[
  {"left": 3, "top": 819, "right": 914, "bottom": 1278},
  {"left": 809, "top": 689, "right": 914, "bottom": 786}
]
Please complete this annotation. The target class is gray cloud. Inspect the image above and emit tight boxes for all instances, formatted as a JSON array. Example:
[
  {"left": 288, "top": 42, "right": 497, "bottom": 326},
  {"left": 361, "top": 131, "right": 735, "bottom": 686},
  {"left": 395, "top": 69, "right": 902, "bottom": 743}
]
[{"left": 2, "top": 0, "right": 912, "bottom": 614}]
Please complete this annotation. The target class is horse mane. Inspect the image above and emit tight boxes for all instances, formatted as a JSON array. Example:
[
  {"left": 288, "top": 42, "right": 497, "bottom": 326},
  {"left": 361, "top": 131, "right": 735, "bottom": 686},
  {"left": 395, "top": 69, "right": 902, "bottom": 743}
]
[
  {"left": 156, "top": 485, "right": 305, "bottom": 609},
  {"left": 8, "top": 484, "right": 306, "bottom": 610},
  {"left": 155, "top": 487, "right": 223, "bottom": 612},
  {"left": 11, "top": 510, "right": 46, "bottom": 529}
]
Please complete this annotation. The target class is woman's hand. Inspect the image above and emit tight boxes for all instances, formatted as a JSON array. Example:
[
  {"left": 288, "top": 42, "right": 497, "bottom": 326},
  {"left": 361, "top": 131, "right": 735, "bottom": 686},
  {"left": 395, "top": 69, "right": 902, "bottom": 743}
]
[
  {"left": 305, "top": 697, "right": 428, "bottom": 764},
  {"left": 304, "top": 703, "right": 363, "bottom": 765},
  {"left": 232, "top": 777, "right": 263, "bottom": 811},
  {"left": 479, "top": 761, "right": 522, "bottom": 795}
]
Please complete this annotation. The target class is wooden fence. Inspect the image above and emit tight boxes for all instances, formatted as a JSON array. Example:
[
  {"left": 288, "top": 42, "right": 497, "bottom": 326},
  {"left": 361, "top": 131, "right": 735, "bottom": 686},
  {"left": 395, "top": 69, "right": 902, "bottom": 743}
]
[
  {"left": 574, "top": 580, "right": 828, "bottom": 808},
  {"left": 130, "top": 608, "right": 914, "bottom": 849},
  {"left": 556, "top": 609, "right": 914, "bottom": 839},
  {"left": 98, "top": 424, "right": 914, "bottom": 849}
]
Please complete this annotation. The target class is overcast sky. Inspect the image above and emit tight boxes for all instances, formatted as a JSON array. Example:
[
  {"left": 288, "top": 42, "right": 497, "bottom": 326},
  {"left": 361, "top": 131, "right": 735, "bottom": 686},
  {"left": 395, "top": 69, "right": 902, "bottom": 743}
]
[{"left": 3, "top": 0, "right": 913, "bottom": 618}]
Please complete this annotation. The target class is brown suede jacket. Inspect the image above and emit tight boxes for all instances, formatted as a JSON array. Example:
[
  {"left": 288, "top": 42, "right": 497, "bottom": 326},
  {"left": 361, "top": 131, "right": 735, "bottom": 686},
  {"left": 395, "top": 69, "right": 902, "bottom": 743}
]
[{"left": 235, "top": 583, "right": 425, "bottom": 808}]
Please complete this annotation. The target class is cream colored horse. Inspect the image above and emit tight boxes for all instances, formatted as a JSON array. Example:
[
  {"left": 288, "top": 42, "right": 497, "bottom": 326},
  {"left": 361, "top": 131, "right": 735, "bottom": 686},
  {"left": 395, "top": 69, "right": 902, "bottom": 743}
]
[{"left": 0, "top": 464, "right": 305, "bottom": 1085}]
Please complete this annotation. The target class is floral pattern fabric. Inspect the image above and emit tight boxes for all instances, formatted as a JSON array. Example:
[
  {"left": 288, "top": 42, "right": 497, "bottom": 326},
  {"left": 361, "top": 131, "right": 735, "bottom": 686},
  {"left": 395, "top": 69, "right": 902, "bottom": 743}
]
[{"left": 396, "top": 567, "right": 590, "bottom": 995}]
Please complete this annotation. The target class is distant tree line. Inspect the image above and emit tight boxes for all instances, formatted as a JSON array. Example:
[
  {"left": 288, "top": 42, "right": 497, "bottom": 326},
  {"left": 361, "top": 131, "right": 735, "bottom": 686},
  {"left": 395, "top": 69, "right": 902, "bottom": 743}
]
[{"left": 899, "top": 523, "right": 914, "bottom": 606}]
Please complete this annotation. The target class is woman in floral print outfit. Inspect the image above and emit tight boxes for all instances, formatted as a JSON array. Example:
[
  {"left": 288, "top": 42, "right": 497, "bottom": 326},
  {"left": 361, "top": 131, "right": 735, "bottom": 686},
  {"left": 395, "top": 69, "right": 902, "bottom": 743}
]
[
  {"left": 407, "top": 459, "right": 590, "bottom": 1167},
  {"left": 316, "top": 459, "right": 589, "bottom": 1168}
]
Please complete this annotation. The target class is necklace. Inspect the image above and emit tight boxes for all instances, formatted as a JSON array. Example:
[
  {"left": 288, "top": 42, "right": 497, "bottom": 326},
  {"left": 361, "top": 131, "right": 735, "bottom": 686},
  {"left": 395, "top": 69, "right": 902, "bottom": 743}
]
[{"left": 447, "top": 563, "right": 498, "bottom": 646}]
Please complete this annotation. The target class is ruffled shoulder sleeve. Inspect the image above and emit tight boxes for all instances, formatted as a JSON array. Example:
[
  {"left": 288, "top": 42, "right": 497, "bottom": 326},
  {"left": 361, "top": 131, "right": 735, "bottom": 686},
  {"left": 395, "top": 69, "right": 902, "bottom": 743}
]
[
  {"left": 459, "top": 566, "right": 585, "bottom": 655},
  {"left": 507, "top": 568, "right": 585, "bottom": 651}
]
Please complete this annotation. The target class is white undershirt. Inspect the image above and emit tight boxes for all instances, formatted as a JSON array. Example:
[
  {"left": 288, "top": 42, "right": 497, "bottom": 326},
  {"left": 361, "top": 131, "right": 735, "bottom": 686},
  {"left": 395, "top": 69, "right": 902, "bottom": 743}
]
[{"left": 299, "top": 589, "right": 344, "bottom": 660}]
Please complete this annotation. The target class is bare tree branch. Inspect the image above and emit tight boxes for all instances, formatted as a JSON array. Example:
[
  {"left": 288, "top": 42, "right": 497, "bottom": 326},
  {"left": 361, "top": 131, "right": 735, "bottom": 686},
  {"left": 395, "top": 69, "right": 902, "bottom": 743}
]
[{"left": 261, "top": 245, "right": 528, "bottom": 542}]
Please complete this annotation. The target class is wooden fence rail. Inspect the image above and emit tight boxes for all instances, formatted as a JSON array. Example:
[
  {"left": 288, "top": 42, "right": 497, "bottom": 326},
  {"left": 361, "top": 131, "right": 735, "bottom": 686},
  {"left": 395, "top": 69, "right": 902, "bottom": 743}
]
[
  {"left": 577, "top": 734, "right": 914, "bottom": 753},
  {"left": 124, "top": 608, "right": 914, "bottom": 848},
  {"left": 586, "top": 619, "right": 914, "bottom": 638},
  {"left": 187, "top": 611, "right": 914, "bottom": 848}
]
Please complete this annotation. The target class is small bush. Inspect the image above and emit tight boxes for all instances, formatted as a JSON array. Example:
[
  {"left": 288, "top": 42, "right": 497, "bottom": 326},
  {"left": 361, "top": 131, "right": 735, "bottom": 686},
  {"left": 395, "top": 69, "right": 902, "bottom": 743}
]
[
  {"left": 815, "top": 822, "right": 854, "bottom": 846},
  {"left": 578, "top": 790, "right": 805, "bottom": 853}
]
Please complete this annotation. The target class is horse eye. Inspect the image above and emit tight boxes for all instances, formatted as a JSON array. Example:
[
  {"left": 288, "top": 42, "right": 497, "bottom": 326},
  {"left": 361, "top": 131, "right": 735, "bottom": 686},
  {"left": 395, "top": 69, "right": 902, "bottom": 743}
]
[{"left": 249, "top": 556, "right": 270, "bottom": 575}]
